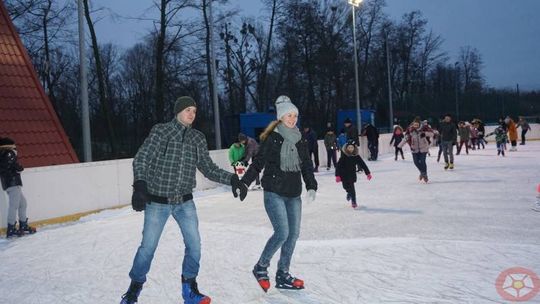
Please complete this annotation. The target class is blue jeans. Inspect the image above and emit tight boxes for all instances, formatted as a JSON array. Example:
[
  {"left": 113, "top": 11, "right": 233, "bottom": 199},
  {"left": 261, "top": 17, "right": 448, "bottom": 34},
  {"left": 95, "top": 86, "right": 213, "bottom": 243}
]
[
  {"left": 129, "top": 201, "right": 201, "bottom": 283},
  {"left": 258, "top": 191, "right": 302, "bottom": 272},
  {"left": 441, "top": 141, "right": 454, "bottom": 163},
  {"left": 412, "top": 152, "right": 427, "bottom": 176}
]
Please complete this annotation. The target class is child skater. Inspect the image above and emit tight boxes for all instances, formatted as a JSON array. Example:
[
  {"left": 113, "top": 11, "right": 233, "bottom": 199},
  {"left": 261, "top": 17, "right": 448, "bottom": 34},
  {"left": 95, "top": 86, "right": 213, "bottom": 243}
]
[
  {"left": 389, "top": 125, "right": 405, "bottom": 161},
  {"left": 335, "top": 140, "right": 372, "bottom": 208},
  {"left": 485, "top": 123, "right": 508, "bottom": 157}
]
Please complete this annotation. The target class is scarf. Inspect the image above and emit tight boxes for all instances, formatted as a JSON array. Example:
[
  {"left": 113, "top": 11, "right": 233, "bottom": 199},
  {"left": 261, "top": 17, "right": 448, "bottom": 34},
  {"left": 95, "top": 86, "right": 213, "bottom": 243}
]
[{"left": 276, "top": 123, "right": 302, "bottom": 172}]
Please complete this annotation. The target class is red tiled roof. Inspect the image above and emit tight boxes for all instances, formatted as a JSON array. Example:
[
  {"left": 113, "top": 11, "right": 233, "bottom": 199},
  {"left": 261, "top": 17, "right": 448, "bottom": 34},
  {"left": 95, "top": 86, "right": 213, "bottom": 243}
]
[{"left": 0, "top": 2, "right": 78, "bottom": 168}]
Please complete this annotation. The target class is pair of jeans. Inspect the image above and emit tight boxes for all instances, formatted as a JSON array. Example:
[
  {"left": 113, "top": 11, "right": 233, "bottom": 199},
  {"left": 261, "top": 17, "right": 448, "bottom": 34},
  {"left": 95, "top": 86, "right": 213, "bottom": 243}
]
[
  {"left": 412, "top": 152, "right": 427, "bottom": 176},
  {"left": 441, "top": 141, "right": 454, "bottom": 163},
  {"left": 258, "top": 191, "right": 302, "bottom": 273},
  {"left": 129, "top": 201, "right": 201, "bottom": 283},
  {"left": 6, "top": 186, "right": 27, "bottom": 225}
]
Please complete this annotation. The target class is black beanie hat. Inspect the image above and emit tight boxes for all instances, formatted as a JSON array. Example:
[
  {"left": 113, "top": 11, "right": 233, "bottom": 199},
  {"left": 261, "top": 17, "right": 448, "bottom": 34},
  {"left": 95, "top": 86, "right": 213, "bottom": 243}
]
[
  {"left": 174, "top": 96, "right": 197, "bottom": 115},
  {"left": 0, "top": 137, "right": 15, "bottom": 148},
  {"left": 238, "top": 133, "right": 247, "bottom": 142}
]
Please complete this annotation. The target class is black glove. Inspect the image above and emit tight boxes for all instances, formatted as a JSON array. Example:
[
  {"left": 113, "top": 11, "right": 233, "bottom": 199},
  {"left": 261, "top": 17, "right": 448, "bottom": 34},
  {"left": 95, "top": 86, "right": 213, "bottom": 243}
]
[
  {"left": 15, "top": 163, "right": 24, "bottom": 172},
  {"left": 420, "top": 133, "right": 426, "bottom": 138},
  {"left": 230, "top": 174, "right": 248, "bottom": 201},
  {"left": 132, "top": 180, "right": 149, "bottom": 211}
]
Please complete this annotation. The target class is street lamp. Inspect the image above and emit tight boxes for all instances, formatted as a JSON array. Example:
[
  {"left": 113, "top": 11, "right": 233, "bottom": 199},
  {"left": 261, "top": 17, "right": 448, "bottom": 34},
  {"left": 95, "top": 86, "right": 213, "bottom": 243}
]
[
  {"left": 349, "top": 0, "right": 363, "bottom": 139},
  {"left": 454, "top": 61, "right": 459, "bottom": 121}
]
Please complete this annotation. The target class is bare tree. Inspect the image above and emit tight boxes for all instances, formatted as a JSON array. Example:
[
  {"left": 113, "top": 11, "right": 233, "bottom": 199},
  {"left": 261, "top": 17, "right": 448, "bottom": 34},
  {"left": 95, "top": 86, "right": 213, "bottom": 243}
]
[
  {"left": 83, "top": 0, "right": 118, "bottom": 156},
  {"left": 459, "top": 46, "right": 484, "bottom": 93}
]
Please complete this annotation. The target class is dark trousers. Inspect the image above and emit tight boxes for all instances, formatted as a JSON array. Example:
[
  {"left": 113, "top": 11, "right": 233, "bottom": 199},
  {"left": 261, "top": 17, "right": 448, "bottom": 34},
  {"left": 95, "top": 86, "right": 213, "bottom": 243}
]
[
  {"left": 457, "top": 140, "right": 469, "bottom": 154},
  {"left": 368, "top": 139, "right": 379, "bottom": 160},
  {"left": 342, "top": 181, "right": 356, "bottom": 203},
  {"left": 511, "top": 140, "right": 517, "bottom": 147},
  {"left": 477, "top": 136, "right": 485, "bottom": 149},
  {"left": 521, "top": 129, "right": 528, "bottom": 144},
  {"left": 394, "top": 147, "right": 404, "bottom": 159},
  {"left": 412, "top": 152, "right": 427, "bottom": 176},
  {"left": 326, "top": 148, "right": 337, "bottom": 168},
  {"left": 309, "top": 149, "right": 319, "bottom": 168}
]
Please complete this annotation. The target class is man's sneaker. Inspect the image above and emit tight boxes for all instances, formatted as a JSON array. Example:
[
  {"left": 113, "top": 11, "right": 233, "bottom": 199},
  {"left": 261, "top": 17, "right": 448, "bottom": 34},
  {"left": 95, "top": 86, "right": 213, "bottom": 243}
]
[
  {"left": 182, "top": 276, "right": 211, "bottom": 304},
  {"left": 444, "top": 162, "right": 449, "bottom": 170},
  {"left": 346, "top": 193, "right": 351, "bottom": 202},
  {"left": 449, "top": 163, "right": 454, "bottom": 170},
  {"left": 275, "top": 270, "right": 304, "bottom": 290},
  {"left": 351, "top": 201, "right": 358, "bottom": 208},
  {"left": 252, "top": 264, "right": 270, "bottom": 292},
  {"left": 120, "top": 281, "right": 143, "bottom": 304}
]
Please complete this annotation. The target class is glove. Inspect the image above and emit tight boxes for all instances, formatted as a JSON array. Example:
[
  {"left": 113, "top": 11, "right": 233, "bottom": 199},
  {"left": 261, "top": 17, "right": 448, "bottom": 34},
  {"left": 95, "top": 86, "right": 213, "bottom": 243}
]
[
  {"left": 231, "top": 174, "right": 248, "bottom": 201},
  {"left": 335, "top": 176, "right": 342, "bottom": 183},
  {"left": 366, "top": 174, "right": 372, "bottom": 181},
  {"left": 306, "top": 189, "right": 316, "bottom": 203},
  {"left": 420, "top": 133, "right": 426, "bottom": 138},
  {"left": 15, "top": 163, "right": 24, "bottom": 172},
  {"left": 132, "top": 180, "right": 149, "bottom": 212}
]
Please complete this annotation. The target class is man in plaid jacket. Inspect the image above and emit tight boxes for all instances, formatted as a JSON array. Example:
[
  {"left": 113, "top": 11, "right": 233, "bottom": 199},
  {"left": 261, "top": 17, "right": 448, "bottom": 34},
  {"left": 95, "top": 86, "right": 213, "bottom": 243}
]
[{"left": 121, "top": 96, "right": 248, "bottom": 304}]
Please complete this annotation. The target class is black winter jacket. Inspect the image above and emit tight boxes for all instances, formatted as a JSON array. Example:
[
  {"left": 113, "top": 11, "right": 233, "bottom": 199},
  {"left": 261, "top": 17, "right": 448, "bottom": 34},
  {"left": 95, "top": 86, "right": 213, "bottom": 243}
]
[
  {"left": 242, "top": 131, "right": 317, "bottom": 197},
  {"left": 362, "top": 124, "right": 379, "bottom": 142},
  {"left": 335, "top": 146, "right": 370, "bottom": 183},
  {"left": 439, "top": 121, "right": 457, "bottom": 142},
  {"left": 0, "top": 149, "right": 23, "bottom": 190},
  {"left": 345, "top": 125, "right": 359, "bottom": 146},
  {"left": 303, "top": 129, "right": 318, "bottom": 151}
]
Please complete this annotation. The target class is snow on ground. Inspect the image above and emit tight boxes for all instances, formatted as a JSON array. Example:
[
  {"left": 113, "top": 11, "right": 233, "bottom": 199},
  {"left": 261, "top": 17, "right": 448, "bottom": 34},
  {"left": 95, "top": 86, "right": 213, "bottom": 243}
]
[{"left": 1, "top": 142, "right": 539, "bottom": 304}]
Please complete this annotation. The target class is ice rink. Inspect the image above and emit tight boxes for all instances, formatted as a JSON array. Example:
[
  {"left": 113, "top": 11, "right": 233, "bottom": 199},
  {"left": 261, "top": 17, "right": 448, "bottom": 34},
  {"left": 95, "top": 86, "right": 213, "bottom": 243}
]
[{"left": 1, "top": 141, "right": 539, "bottom": 303}]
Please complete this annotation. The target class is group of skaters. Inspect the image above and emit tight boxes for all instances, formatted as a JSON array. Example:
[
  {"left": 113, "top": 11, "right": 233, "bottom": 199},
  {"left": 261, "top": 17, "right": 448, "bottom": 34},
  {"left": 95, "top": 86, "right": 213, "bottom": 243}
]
[{"left": 388, "top": 114, "right": 533, "bottom": 183}]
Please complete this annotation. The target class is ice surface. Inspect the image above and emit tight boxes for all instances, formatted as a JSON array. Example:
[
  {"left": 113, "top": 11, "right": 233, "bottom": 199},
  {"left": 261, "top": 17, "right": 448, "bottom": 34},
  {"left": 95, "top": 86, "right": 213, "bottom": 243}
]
[{"left": 1, "top": 142, "right": 539, "bottom": 303}]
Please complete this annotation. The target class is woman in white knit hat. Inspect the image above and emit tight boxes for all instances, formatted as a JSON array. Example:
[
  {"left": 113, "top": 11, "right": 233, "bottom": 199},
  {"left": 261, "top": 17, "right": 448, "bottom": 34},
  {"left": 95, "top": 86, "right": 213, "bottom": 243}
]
[{"left": 241, "top": 95, "right": 318, "bottom": 292}]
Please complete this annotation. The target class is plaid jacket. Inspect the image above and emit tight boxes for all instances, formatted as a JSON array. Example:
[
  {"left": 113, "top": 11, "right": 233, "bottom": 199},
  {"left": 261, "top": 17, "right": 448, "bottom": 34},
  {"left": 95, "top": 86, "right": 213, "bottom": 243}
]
[{"left": 133, "top": 119, "right": 232, "bottom": 200}]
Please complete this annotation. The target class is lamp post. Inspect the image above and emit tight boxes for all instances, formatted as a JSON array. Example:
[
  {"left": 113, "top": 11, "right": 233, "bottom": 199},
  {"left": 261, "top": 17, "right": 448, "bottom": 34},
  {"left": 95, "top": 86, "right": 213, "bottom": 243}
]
[
  {"left": 78, "top": 0, "right": 91, "bottom": 161},
  {"left": 454, "top": 61, "right": 459, "bottom": 121},
  {"left": 384, "top": 29, "right": 393, "bottom": 131},
  {"left": 208, "top": 0, "right": 221, "bottom": 149},
  {"left": 349, "top": 0, "right": 363, "bottom": 138}
]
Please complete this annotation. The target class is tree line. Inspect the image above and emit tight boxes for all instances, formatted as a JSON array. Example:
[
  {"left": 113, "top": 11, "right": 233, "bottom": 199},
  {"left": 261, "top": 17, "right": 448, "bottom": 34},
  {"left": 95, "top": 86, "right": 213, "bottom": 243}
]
[{"left": 6, "top": 0, "right": 539, "bottom": 160}]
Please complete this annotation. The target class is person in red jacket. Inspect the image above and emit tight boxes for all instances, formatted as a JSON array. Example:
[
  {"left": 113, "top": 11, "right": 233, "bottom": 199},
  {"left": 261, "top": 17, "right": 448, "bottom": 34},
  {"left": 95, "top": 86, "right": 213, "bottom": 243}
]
[{"left": 335, "top": 140, "right": 372, "bottom": 208}]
